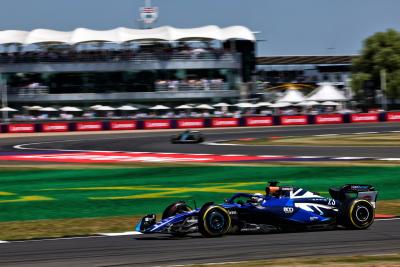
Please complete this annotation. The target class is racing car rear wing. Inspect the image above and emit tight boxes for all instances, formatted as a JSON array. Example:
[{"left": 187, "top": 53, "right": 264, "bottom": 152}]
[{"left": 329, "top": 184, "right": 378, "bottom": 207}]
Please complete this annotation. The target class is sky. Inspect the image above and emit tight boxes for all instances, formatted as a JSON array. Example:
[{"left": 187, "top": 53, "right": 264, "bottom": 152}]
[{"left": 0, "top": 0, "right": 399, "bottom": 56}]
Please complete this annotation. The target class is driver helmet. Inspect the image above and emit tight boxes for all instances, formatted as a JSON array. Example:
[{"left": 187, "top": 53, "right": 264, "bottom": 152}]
[
  {"left": 266, "top": 186, "right": 281, "bottom": 197},
  {"left": 251, "top": 193, "right": 264, "bottom": 204}
]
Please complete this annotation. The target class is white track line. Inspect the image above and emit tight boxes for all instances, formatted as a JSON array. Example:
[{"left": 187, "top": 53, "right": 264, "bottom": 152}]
[
  {"left": 313, "top": 134, "right": 339, "bottom": 137},
  {"left": 375, "top": 217, "right": 400, "bottom": 221},
  {"left": 353, "top": 132, "right": 378, "bottom": 135},
  {"left": 98, "top": 231, "right": 142, "bottom": 236},
  {"left": 333, "top": 157, "right": 369, "bottom": 160},
  {"left": 294, "top": 156, "right": 325, "bottom": 159},
  {"left": 1, "top": 218, "right": 398, "bottom": 244}
]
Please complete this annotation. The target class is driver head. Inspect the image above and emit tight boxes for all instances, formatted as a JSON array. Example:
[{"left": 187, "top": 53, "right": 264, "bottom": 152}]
[{"left": 251, "top": 193, "right": 264, "bottom": 203}]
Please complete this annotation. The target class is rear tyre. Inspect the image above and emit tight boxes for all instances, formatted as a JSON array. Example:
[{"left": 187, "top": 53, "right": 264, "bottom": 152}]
[
  {"left": 339, "top": 199, "right": 374, "bottom": 229},
  {"left": 162, "top": 201, "right": 192, "bottom": 220},
  {"left": 198, "top": 205, "right": 231, "bottom": 237}
]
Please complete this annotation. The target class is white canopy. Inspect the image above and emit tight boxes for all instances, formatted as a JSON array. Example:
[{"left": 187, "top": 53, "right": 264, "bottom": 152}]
[
  {"left": 27, "top": 105, "right": 43, "bottom": 110},
  {"left": 321, "top": 101, "right": 340, "bottom": 106},
  {"left": 296, "top": 101, "right": 319, "bottom": 106},
  {"left": 235, "top": 102, "right": 256, "bottom": 108},
  {"left": 270, "top": 102, "right": 292, "bottom": 108},
  {"left": 256, "top": 102, "right": 272, "bottom": 107},
  {"left": 0, "top": 107, "right": 18, "bottom": 112},
  {"left": 0, "top": 30, "right": 28, "bottom": 45},
  {"left": 277, "top": 89, "right": 305, "bottom": 103},
  {"left": 175, "top": 104, "right": 193, "bottom": 109},
  {"left": 149, "top": 105, "right": 170, "bottom": 110},
  {"left": 196, "top": 104, "right": 215, "bottom": 110},
  {"left": 39, "top": 107, "right": 58, "bottom": 112},
  {"left": 25, "top": 29, "right": 72, "bottom": 44},
  {"left": 90, "top": 105, "right": 103, "bottom": 110},
  {"left": 117, "top": 105, "right": 138, "bottom": 111},
  {"left": 60, "top": 106, "right": 83, "bottom": 112},
  {"left": 95, "top": 106, "right": 115, "bottom": 111},
  {"left": 307, "top": 83, "right": 347, "bottom": 102},
  {"left": 213, "top": 102, "right": 231, "bottom": 107},
  {"left": 0, "top": 25, "right": 255, "bottom": 45}
]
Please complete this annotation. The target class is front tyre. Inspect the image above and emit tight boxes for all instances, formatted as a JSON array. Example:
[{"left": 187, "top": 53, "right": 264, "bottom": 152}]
[
  {"left": 162, "top": 201, "right": 192, "bottom": 220},
  {"left": 340, "top": 199, "right": 374, "bottom": 229},
  {"left": 198, "top": 205, "right": 231, "bottom": 237}
]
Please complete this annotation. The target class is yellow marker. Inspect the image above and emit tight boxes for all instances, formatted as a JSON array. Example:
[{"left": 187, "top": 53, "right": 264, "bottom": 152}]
[
  {"left": 0, "top": 192, "right": 16, "bottom": 196},
  {"left": 89, "top": 182, "right": 264, "bottom": 200},
  {"left": 0, "top": 196, "right": 54, "bottom": 203}
]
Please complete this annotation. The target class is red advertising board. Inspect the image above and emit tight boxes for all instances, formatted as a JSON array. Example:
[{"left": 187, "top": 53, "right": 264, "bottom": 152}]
[
  {"left": 280, "top": 115, "right": 308, "bottom": 125},
  {"left": 144, "top": 119, "right": 171, "bottom": 129},
  {"left": 110, "top": 120, "right": 137, "bottom": 130},
  {"left": 76, "top": 121, "right": 103, "bottom": 131},
  {"left": 42, "top": 122, "right": 69, "bottom": 132},
  {"left": 350, "top": 113, "right": 379, "bottom": 123},
  {"left": 177, "top": 119, "right": 204, "bottom": 129},
  {"left": 387, "top": 112, "right": 400, "bottom": 122},
  {"left": 211, "top": 118, "right": 239, "bottom": 127},
  {"left": 7, "top": 123, "right": 35, "bottom": 133},
  {"left": 246, "top": 117, "right": 273, "bottom": 127},
  {"left": 315, "top": 114, "right": 343, "bottom": 124}
]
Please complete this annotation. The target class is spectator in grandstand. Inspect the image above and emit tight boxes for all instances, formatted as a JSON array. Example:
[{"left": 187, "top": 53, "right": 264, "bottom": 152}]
[{"left": 82, "top": 111, "right": 95, "bottom": 118}]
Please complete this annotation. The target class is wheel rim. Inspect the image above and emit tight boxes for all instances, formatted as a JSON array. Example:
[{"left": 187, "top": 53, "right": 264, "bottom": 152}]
[
  {"left": 208, "top": 211, "right": 225, "bottom": 232},
  {"left": 355, "top": 206, "right": 370, "bottom": 222}
]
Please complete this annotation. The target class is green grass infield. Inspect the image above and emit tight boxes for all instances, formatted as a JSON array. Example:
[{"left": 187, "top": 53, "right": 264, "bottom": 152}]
[{"left": 1, "top": 166, "right": 399, "bottom": 223}]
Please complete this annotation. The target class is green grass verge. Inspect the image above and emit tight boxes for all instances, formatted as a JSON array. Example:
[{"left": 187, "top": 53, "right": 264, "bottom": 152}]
[
  {"left": 0, "top": 165, "right": 399, "bottom": 240},
  {"left": 1, "top": 166, "right": 399, "bottom": 222},
  {"left": 228, "top": 133, "right": 400, "bottom": 146},
  {"left": 190, "top": 253, "right": 400, "bottom": 267}
]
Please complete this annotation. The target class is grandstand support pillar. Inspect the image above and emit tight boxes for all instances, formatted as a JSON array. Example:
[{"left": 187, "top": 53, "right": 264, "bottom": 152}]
[
  {"left": 239, "top": 83, "right": 248, "bottom": 101},
  {"left": 0, "top": 74, "right": 8, "bottom": 122}
]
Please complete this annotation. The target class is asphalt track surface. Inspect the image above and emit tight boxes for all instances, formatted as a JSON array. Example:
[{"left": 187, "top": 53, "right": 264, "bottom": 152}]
[
  {"left": 0, "top": 122, "right": 399, "bottom": 266},
  {"left": 0, "top": 219, "right": 399, "bottom": 267},
  {"left": 1, "top": 122, "right": 399, "bottom": 158}
]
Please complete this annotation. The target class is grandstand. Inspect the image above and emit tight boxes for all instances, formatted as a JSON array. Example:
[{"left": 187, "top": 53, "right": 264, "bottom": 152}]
[
  {"left": 0, "top": 26, "right": 256, "bottom": 105},
  {"left": 257, "top": 55, "right": 354, "bottom": 88}
]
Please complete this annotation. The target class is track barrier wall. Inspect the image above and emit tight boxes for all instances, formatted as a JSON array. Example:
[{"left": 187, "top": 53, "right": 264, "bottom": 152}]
[{"left": 1, "top": 112, "right": 399, "bottom": 133}]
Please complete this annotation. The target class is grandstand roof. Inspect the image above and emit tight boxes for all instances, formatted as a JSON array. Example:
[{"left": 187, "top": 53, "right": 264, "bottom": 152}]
[
  {"left": 257, "top": 55, "right": 356, "bottom": 65},
  {"left": 0, "top": 25, "right": 255, "bottom": 45}
]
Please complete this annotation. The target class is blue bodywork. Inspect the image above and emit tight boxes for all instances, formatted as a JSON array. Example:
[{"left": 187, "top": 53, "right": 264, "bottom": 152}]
[{"left": 136, "top": 187, "right": 341, "bottom": 234}]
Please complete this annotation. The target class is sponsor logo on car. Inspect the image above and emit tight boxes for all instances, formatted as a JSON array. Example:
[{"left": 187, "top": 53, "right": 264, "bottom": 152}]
[{"left": 283, "top": 207, "right": 294, "bottom": 214}]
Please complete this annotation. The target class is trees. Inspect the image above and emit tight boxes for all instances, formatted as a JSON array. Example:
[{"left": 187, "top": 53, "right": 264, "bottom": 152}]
[{"left": 351, "top": 29, "right": 400, "bottom": 102}]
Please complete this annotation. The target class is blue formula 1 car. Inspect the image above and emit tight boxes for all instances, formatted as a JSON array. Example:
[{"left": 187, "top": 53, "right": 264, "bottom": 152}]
[
  {"left": 170, "top": 130, "right": 204, "bottom": 144},
  {"left": 136, "top": 181, "right": 378, "bottom": 237}
]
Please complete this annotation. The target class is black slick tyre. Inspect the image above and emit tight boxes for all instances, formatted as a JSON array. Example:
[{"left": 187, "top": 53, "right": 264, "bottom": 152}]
[
  {"left": 198, "top": 205, "right": 231, "bottom": 237},
  {"left": 162, "top": 201, "right": 192, "bottom": 220},
  {"left": 339, "top": 199, "right": 375, "bottom": 229}
]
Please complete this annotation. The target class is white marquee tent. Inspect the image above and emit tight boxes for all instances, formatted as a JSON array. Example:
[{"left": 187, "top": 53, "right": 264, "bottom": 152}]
[
  {"left": 307, "top": 83, "right": 347, "bottom": 102},
  {"left": 277, "top": 89, "right": 305, "bottom": 103},
  {"left": 270, "top": 102, "right": 292, "bottom": 108},
  {"left": 0, "top": 25, "right": 255, "bottom": 45}
]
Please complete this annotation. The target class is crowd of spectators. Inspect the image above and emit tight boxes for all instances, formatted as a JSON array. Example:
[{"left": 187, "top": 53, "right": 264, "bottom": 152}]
[
  {"left": 0, "top": 44, "right": 231, "bottom": 64},
  {"left": 155, "top": 78, "right": 226, "bottom": 91}
]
